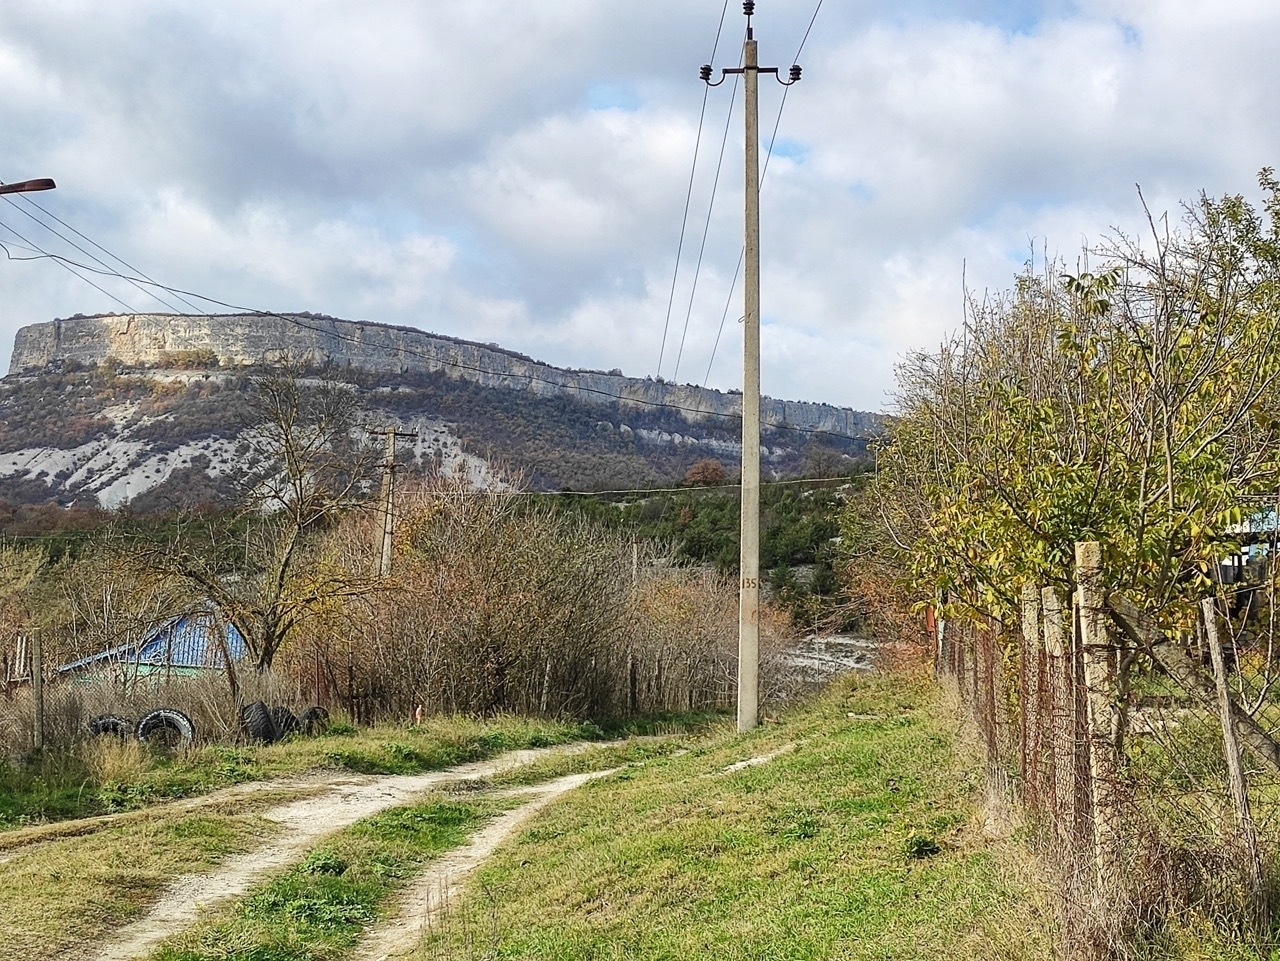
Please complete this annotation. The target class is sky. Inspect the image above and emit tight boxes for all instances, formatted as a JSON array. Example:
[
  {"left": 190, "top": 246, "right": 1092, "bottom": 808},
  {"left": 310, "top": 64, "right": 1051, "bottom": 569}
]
[{"left": 2, "top": 0, "right": 1279, "bottom": 414}]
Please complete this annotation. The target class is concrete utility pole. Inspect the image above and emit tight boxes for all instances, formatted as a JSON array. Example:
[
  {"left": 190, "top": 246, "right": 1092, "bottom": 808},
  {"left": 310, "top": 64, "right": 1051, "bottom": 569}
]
[
  {"left": 376, "top": 427, "right": 418, "bottom": 577},
  {"left": 702, "top": 2, "right": 801, "bottom": 732}
]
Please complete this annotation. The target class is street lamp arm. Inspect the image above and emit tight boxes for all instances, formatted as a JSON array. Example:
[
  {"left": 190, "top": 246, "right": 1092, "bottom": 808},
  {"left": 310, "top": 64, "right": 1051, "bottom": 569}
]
[{"left": 0, "top": 179, "right": 56, "bottom": 196}]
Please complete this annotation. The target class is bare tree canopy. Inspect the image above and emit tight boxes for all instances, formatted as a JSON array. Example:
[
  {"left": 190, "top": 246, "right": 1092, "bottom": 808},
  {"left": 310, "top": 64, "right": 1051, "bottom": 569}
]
[{"left": 149, "top": 366, "right": 382, "bottom": 674}]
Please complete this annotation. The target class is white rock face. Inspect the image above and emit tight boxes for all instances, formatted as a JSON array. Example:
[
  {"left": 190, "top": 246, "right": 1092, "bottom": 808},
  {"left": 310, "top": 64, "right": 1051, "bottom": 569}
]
[
  {"left": 11, "top": 313, "right": 879, "bottom": 439},
  {"left": 0, "top": 409, "right": 499, "bottom": 509}
]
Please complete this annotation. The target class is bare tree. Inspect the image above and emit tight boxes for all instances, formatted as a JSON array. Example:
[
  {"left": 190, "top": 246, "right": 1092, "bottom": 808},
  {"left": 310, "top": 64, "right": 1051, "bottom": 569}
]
[{"left": 150, "top": 365, "right": 383, "bottom": 675}]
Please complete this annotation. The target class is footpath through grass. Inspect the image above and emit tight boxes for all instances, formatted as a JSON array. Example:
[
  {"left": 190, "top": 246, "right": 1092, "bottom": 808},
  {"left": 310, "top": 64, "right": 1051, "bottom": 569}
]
[
  {"left": 150, "top": 796, "right": 514, "bottom": 961},
  {"left": 0, "top": 724, "right": 701, "bottom": 961},
  {"left": 0, "top": 711, "right": 715, "bottom": 830},
  {"left": 0, "top": 806, "right": 279, "bottom": 961},
  {"left": 417, "top": 671, "right": 1052, "bottom": 961}
]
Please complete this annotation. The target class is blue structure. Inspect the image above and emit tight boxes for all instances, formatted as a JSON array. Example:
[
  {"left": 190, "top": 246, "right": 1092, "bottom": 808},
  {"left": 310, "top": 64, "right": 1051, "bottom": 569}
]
[{"left": 57, "top": 612, "right": 247, "bottom": 678}]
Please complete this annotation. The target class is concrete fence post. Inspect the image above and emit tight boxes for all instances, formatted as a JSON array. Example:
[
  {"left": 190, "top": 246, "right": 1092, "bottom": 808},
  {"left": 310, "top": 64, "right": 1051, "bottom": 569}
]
[
  {"left": 1075, "top": 541, "right": 1122, "bottom": 886},
  {"left": 1021, "top": 584, "right": 1044, "bottom": 806},
  {"left": 1042, "top": 586, "right": 1079, "bottom": 851}
]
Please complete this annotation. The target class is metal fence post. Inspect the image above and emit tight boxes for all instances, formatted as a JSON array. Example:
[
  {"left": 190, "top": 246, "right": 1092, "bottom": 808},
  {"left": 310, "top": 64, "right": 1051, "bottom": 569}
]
[{"left": 31, "top": 632, "right": 44, "bottom": 753}]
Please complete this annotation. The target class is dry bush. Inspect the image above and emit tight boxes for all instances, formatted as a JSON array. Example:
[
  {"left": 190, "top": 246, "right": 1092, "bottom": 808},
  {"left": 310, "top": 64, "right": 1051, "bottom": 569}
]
[
  {"left": 284, "top": 477, "right": 799, "bottom": 722},
  {"left": 623, "top": 557, "right": 794, "bottom": 713},
  {"left": 306, "top": 476, "right": 632, "bottom": 719}
]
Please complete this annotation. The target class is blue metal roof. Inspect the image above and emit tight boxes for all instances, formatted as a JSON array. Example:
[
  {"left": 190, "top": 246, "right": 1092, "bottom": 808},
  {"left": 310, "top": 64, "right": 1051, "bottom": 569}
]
[{"left": 57, "top": 612, "right": 247, "bottom": 674}]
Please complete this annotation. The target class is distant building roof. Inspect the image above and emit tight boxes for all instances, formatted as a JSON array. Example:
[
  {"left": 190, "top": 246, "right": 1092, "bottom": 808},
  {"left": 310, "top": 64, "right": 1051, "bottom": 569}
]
[{"left": 56, "top": 612, "right": 246, "bottom": 675}]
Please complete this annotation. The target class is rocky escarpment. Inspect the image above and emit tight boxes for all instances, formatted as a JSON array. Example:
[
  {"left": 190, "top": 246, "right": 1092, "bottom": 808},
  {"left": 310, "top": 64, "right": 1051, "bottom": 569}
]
[{"left": 10, "top": 313, "right": 879, "bottom": 439}]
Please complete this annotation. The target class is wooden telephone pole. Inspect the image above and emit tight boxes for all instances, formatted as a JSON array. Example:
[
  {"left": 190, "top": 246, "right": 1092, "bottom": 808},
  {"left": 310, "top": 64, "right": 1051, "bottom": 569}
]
[{"left": 702, "top": 2, "right": 801, "bottom": 732}]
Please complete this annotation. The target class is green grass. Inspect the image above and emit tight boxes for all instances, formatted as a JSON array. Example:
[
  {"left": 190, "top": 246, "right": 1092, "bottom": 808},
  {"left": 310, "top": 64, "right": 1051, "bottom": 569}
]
[
  {"left": 476, "top": 737, "right": 692, "bottom": 791},
  {"left": 0, "top": 712, "right": 718, "bottom": 829},
  {"left": 0, "top": 808, "right": 278, "bottom": 961},
  {"left": 150, "top": 797, "right": 513, "bottom": 961},
  {"left": 416, "top": 672, "right": 1052, "bottom": 961}
]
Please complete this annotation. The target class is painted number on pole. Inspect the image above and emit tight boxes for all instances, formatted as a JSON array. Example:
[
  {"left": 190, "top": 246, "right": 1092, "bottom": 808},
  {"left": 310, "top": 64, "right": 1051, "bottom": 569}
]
[{"left": 742, "top": 577, "right": 759, "bottom": 590}]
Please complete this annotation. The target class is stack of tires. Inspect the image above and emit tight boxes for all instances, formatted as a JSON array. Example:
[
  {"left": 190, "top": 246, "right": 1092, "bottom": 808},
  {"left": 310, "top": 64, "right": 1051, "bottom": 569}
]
[
  {"left": 239, "top": 701, "right": 329, "bottom": 744},
  {"left": 85, "top": 708, "right": 196, "bottom": 751},
  {"left": 86, "top": 701, "right": 330, "bottom": 749}
]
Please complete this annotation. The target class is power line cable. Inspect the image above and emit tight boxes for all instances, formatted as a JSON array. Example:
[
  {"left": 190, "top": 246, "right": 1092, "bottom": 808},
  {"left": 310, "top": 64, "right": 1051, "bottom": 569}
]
[
  {"left": 794, "top": 0, "right": 826, "bottom": 61},
  {"left": 2, "top": 195, "right": 187, "bottom": 314},
  {"left": 657, "top": 0, "right": 732, "bottom": 379},
  {"left": 528, "top": 472, "right": 862, "bottom": 498},
  {"left": 704, "top": 250, "right": 744, "bottom": 386},
  {"left": 672, "top": 55, "right": 741, "bottom": 382},
  {"left": 9, "top": 189, "right": 204, "bottom": 314},
  {"left": 0, "top": 219, "right": 137, "bottom": 314},
  {"left": 0, "top": 474, "right": 866, "bottom": 541}
]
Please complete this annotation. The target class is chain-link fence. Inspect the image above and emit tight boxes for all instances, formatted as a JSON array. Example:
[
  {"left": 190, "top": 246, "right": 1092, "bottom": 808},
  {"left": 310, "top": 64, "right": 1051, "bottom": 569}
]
[
  {"left": 938, "top": 541, "right": 1280, "bottom": 956},
  {"left": 0, "top": 639, "right": 333, "bottom": 760}
]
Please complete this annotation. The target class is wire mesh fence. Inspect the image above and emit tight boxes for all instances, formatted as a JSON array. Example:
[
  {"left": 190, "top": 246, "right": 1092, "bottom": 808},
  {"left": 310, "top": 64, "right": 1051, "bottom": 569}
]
[{"left": 938, "top": 542, "right": 1280, "bottom": 956}]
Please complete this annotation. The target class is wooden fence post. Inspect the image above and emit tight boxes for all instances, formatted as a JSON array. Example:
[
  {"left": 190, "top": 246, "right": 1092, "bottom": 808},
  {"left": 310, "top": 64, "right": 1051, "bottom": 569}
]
[
  {"left": 1075, "top": 541, "right": 1122, "bottom": 886},
  {"left": 1201, "top": 597, "right": 1266, "bottom": 924}
]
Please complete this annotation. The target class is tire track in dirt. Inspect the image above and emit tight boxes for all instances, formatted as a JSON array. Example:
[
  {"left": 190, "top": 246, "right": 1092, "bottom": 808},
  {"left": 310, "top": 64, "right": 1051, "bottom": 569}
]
[
  {"left": 351, "top": 769, "right": 617, "bottom": 961},
  {"left": 0, "top": 773, "right": 338, "bottom": 864},
  {"left": 81, "top": 745, "right": 592, "bottom": 961}
]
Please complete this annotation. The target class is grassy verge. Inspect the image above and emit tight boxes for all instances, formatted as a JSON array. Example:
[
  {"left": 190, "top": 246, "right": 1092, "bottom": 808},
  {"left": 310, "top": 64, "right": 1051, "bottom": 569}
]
[
  {"left": 0, "top": 805, "right": 279, "bottom": 961},
  {"left": 416, "top": 671, "right": 1053, "bottom": 961},
  {"left": 150, "top": 796, "right": 516, "bottom": 961},
  {"left": 0, "top": 711, "right": 719, "bottom": 829},
  {"left": 474, "top": 737, "right": 692, "bottom": 791}
]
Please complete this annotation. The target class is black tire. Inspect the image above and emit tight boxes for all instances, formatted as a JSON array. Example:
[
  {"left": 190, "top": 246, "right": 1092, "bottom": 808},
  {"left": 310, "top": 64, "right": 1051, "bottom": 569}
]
[
  {"left": 136, "top": 708, "right": 195, "bottom": 751},
  {"left": 86, "top": 714, "right": 133, "bottom": 739},
  {"left": 240, "top": 700, "right": 278, "bottom": 744},
  {"left": 269, "top": 705, "right": 300, "bottom": 740},
  {"left": 300, "top": 706, "right": 330, "bottom": 735}
]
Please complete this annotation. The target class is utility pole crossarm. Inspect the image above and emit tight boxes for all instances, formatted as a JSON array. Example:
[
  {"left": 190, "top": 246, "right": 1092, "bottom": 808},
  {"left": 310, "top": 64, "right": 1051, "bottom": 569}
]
[{"left": 700, "top": 0, "right": 801, "bottom": 734}]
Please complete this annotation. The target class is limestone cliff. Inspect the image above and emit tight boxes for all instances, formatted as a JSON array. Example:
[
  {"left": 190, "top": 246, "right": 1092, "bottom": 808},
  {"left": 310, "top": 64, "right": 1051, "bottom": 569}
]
[{"left": 10, "top": 313, "right": 879, "bottom": 439}]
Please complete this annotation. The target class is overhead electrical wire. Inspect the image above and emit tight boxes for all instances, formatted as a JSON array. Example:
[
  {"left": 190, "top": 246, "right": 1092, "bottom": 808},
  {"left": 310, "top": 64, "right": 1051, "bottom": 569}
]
[
  {"left": 0, "top": 217, "right": 137, "bottom": 314},
  {"left": 657, "top": 0, "right": 733, "bottom": 380},
  {"left": 1, "top": 194, "right": 187, "bottom": 315},
  {"left": 9, "top": 189, "right": 204, "bottom": 314},
  {"left": 671, "top": 45, "right": 741, "bottom": 382},
  {"left": 0, "top": 474, "right": 867, "bottom": 545}
]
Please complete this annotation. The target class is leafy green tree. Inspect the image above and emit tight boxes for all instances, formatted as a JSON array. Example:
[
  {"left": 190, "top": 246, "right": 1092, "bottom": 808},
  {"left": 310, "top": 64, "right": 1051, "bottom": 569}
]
[{"left": 871, "top": 172, "right": 1280, "bottom": 633}]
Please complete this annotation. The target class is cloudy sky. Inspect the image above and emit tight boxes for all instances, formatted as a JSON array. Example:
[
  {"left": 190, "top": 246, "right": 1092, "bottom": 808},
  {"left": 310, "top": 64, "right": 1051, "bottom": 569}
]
[{"left": 1, "top": 0, "right": 1277, "bottom": 413}]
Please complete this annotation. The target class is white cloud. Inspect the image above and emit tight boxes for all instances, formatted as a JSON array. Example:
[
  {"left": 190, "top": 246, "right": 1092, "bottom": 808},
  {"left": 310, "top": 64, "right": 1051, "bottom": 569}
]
[{"left": 2, "top": 1, "right": 1279, "bottom": 410}]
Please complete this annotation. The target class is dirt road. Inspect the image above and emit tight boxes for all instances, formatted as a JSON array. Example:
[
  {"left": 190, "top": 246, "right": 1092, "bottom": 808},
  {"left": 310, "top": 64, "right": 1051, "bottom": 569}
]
[
  {"left": 82, "top": 745, "right": 596, "bottom": 961},
  {"left": 352, "top": 769, "right": 615, "bottom": 961}
]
